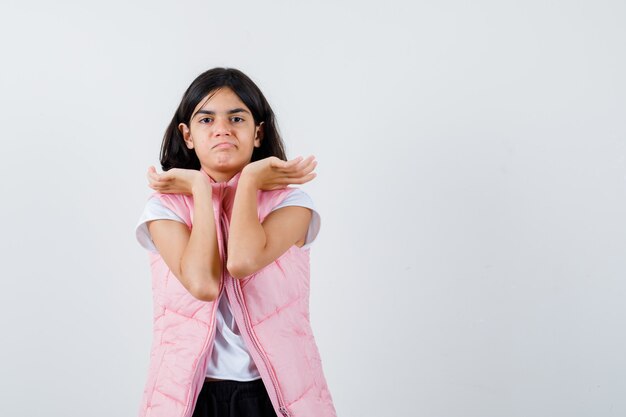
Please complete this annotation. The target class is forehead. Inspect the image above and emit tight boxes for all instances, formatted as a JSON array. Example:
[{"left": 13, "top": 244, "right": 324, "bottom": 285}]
[{"left": 194, "top": 87, "right": 248, "bottom": 113}]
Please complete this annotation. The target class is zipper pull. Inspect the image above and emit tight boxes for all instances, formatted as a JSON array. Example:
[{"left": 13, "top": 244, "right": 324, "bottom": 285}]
[{"left": 279, "top": 406, "right": 291, "bottom": 417}]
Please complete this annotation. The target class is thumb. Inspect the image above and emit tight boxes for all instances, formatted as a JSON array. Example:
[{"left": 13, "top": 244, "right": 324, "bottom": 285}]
[
  {"left": 269, "top": 156, "right": 285, "bottom": 169},
  {"left": 283, "top": 156, "right": 303, "bottom": 168}
]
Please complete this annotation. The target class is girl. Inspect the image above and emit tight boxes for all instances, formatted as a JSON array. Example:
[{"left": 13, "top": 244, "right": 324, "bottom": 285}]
[{"left": 135, "top": 68, "right": 337, "bottom": 417}]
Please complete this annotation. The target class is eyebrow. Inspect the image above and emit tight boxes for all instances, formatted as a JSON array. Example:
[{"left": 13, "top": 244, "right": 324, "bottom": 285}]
[{"left": 193, "top": 108, "right": 251, "bottom": 119}]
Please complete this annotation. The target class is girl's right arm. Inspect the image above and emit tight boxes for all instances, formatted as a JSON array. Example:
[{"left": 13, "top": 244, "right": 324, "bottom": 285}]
[{"left": 147, "top": 181, "right": 221, "bottom": 301}]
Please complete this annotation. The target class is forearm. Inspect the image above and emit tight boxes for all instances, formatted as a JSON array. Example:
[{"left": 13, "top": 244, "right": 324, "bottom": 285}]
[
  {"left": 180, "top": 183, "right": 221, "bottom": 300},
  {"left": 227, "top": 174, "right": 266, "bottom": 277}
]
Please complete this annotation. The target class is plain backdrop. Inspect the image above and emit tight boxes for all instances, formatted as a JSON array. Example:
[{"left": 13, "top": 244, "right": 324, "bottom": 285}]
[{"left": 0, "top": 1, "right": 625, "bottom": 416}]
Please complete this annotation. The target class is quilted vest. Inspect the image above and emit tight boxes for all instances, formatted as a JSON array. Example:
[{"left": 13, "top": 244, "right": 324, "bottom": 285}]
[{"left": 137, "top": 169, "right": 337, "bottom": 417}]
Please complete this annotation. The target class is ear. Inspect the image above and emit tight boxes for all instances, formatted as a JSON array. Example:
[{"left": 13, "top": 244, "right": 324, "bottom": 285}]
[
  {"left": 254, "top": 121, "right": 264, "bottom": 148},
  {"left": 178, "top": 123, "right": 193, "bottom": 149}
]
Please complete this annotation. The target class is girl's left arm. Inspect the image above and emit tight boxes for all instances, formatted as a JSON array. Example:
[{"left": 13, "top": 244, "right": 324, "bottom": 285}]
[
  {"left": 227, "top": 156, "right": 317, "bottom": 279},
  {"left": 226, "top": 175, "right": 312, "bottom": 279}
]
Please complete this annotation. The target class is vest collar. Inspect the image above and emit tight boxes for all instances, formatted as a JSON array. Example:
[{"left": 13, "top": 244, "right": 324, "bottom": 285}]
[
  {"left": 199, "top": 169, "right": 243, "bottom": 215},
  {"left": 200, "top": 168, "right": 243, "bottom": 189}
]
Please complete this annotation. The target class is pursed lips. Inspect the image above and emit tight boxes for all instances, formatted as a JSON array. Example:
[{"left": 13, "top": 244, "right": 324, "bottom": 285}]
[{"left": 213, "top": 142, "right": 236, "bottom": 149}]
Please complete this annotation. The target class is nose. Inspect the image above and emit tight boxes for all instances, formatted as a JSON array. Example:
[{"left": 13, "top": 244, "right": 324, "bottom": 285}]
[{"left": 213, "top": 117, "right": 231, "bottom": 136}]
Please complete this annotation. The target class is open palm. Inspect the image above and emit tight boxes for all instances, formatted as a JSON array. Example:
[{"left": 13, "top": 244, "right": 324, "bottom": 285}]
[{"left": 242, "top": 155, "right": 317, "bottom": 191}]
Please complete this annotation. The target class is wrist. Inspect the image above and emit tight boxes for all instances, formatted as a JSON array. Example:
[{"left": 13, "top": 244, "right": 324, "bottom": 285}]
[
  {"left": 192, "top": 177, "right": 212, "bottom": 196},
  {"left": 239, "top": 170, "right": 259, "bottom": 190}
]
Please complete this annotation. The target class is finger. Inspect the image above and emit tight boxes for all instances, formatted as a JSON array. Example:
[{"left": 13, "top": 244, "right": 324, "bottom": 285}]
[
  {"left": 283, "top": 156, "right": 304, "bottom": 168},
  {"left": 299, "top": 155, "right": 316, "bottom": 169},
  {"left": 148, "top": 167, "right": 163, "bottom": 182},
  {"left": 148, "top": 166, "right": 164, "bottom": 179},
  {"left": 151, "top": 170, "right": 174, "bottom": 183},
  {"left": 301, "top": 172, "right": 317, "bottom": 183},
  {"left": 279, "top": 155, "right": 310, "bottom": 173},
  {"left": 147, "top": 173, "right": 158, "bottom": 187},
  {"left": 267, "top": 157, "right": 289, "bottom": 171},
  {"left": 289, "top": 157, "right": 316, "bottom": 176},
  {"left": 148, "top": 172, "right": 170, "bottom": 189},
  {"left": 293, "top": 155, "right": 316, "bottom": 171},
  {"left": 300, "top": 159, "right": 317, "bottom": 176},
  {"left": 286, "top": 172, "right": 317, "bottom": 185},
  {"left": 148, "top": 174, "right": 164, "bottom": 186},
  {"left": 284, "top": 161, "right": 317, "bottom": 179}
]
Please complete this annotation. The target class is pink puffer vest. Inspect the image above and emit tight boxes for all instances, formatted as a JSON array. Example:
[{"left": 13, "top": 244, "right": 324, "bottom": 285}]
[{"left": 137, "top": 170, "right": 337, "bottom": 417}]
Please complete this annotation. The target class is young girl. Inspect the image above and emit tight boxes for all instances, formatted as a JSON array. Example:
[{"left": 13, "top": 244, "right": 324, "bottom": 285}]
[{"left": 135, "top": 68, "right": 337, "bottom": 417}]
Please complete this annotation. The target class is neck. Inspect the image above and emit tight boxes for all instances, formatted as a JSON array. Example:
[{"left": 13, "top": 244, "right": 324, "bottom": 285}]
[{"left": 200, "top": 166, "right": 242, "bottom": 184}]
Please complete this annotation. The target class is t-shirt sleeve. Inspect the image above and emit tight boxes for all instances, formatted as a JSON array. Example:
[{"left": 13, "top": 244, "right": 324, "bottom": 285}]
[
  {"left": 135, "top": 196, "right": 187, "bottom": 253},
  {"left": 269, "top": 188, "right": 321, "bottom": 250}
]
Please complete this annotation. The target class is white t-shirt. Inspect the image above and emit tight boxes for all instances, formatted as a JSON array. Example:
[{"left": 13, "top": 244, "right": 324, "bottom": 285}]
[{"left": 135, "top": 188, "right": 321, "bottom": 381}]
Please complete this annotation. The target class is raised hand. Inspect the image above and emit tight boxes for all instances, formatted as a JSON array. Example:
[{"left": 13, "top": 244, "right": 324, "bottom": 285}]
[
  {"left": 146, "top": 166, "right": 209, "bottom": 195},
  {"left": 241, "top": 155, "right": 317, "bottom": 191}
]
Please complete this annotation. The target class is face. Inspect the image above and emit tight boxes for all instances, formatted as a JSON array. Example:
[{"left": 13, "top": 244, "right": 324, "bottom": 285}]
[{"left": 179, "top": 87, "right": 263, "bottom": 182}]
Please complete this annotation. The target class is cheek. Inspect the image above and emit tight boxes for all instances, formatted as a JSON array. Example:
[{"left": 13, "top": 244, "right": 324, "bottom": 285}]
[{"left": 239, "top": 129, "right": 257, "bottom": 142}]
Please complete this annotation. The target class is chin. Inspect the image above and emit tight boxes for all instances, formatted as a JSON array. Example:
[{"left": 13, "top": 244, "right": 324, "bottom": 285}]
[{"left": 205, "top": 157, "right": 247, "bottom": 173}]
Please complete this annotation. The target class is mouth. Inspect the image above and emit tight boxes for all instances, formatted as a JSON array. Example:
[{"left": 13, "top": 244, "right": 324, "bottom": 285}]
[{"left": 213, "top": 142, "right": 236, "bottom": 149}]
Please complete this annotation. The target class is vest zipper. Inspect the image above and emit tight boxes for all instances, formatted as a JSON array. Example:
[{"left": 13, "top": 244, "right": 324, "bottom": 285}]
[
  {"left": 231, "top": 277, "right": 291, "bottom": 417},
  {"left": 218, "top": 181, "right": 291, "bottom": 417}
]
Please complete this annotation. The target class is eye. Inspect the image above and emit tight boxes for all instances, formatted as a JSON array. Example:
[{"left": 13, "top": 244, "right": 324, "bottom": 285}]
[
  {"left": 231, "top": 116, "right": 244, "bottom": 123},
  {"left": 199, "top": 117, "right": 213, "bottom": 124}
]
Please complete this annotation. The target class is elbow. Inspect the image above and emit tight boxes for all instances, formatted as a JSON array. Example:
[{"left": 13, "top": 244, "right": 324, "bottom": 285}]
[
  {"left": 226, "top": 256, "right": 255, "bottom": 280},
  {"left": 179, "top": 259, "right": 221, "bottom": 302},
  {"left": 189, "top": 282, "right": 219, "bottom": 302},
  {"left": 181, "top": 269, "right": 220, "bottom": 302}
]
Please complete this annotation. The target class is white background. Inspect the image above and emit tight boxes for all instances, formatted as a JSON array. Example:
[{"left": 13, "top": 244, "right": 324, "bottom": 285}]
[{"left": 0, "top": 1, "right": 625, "bottom": 416}]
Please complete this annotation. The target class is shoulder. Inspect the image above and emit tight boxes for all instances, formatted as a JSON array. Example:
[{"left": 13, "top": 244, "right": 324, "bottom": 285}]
[
  {"left": 135, "top": 195, "right": 187, "bottom": 252},
  {"left": 144, "top": 195, "right": 182, "bottom": 217},
  {"left": 266, "top": 188, "right": 321, "bottom": 250},
  {"left": 150, "top": 192, "right": 194, "bottom": 227},
  {"left": 270, "top": 188, "right": 316, "bottom": 212}
]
